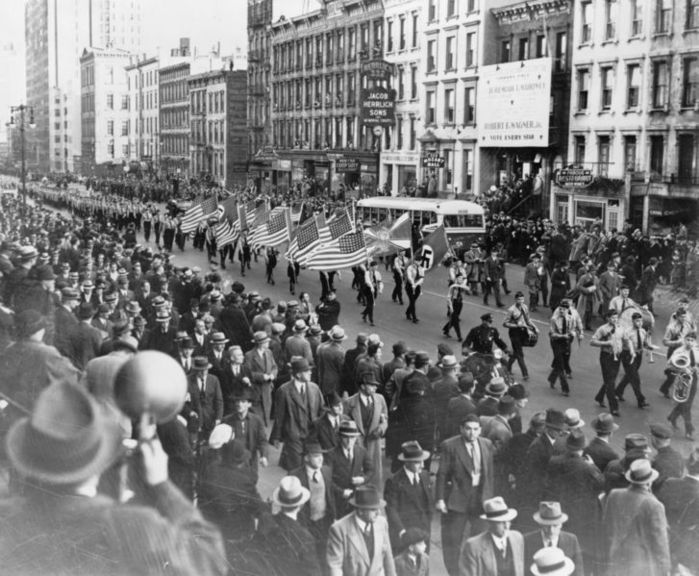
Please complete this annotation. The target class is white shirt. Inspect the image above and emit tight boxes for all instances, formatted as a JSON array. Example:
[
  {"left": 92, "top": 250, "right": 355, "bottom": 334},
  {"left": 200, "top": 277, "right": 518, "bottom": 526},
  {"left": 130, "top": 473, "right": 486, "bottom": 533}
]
[{"left": 490, "top": 533, "right": 508, "bottom": 555}]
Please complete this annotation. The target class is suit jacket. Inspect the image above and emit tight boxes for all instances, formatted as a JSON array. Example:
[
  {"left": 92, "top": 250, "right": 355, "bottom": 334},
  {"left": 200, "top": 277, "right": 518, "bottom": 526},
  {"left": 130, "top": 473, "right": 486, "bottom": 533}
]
[
  {"left": 384, "top": 467, "right": 433, "bottom": 550},
  {"left": 344, "top": 393, "right": 388, "bottom": 440},
  {"left": 244, "top": 348, "right": 278, "bottom": 391},
  {"left": 223, "top": 410, "right": 268, "bottom": 463},
  {"left": 144, "top": 325, "right": 179, "bottom": 357},
  {"left": 327, "top": 513, "right": 396, "bottom": 576},
  {"left": 291, "top": 464, "right": 338, "bottom": 527},
  {"left": 255, "top": 512, "right": 321, "bottom": 576},
  {"left": 342, "top": 345, "right": 367, "bottom": 396},
  {"left": 312, "top": 412, "right": 341, "bottom": 451},
  {"left": 269, "top": 380, "right": 324, "bottom": 447},
  {"left": 523, "top": 530, "right": 583, "bottom": 576},
  {"left": 460, "top": 530, "right": 525, "bottom": 576},
  {"left": 524, "top": 435, "right": 557, "bottom": 502},
  {"left": 393, "top": 551, "right": 428, "bottom": 576},
  {"left": 218, "top": 305, "right": 251, "bottom": 350},
  {"left": 190, "top": 331, "right": 209, "bottom": 357},
  {"left": 652, "top": 445, "right": 684, "bottom": 489},
  {"left": 480, "top": 414, "right": 513, "bottom": 454},
  {"left": 67, "top": 322, "right": 103, "bottom": 370},
  {"left": 186, "top": 373, "right": 224, "bottom": 433},
  {"left": 435, "top": 436, "right": 495, "bottom": 513},
  {"left": 330, "top": 443, "right": 374, "bottom": 514},
  {"left": 583, "top": 437, "right": 619, "bottom": 473},
  {"left": 54, "top": 305, "right": 79, "bottom": 358},
  {"left": 207, "top": 349, "right": 227, "bottom": 380},
  {"left": 317, "top": 342, "right": 345, "bottom": 395},
  {"left": 285, "top": 334, "right": 314, "bottom": 365},
  {"left": 218, "top": 359, "right": 254, "bottom": 415}
]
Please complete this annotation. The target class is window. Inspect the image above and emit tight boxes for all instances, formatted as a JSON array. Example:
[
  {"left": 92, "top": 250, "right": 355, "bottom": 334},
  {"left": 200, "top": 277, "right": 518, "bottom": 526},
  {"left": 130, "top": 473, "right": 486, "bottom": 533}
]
[
  {"left": 121, "top": 95, "right": 129, "bottom": 110},
  {"left": 122, "top": 144, "right": 129, "bottom": 157},
  {"left": 444, "top": 149, "right": 453, "bottom": 185},
  {"left": 518, "top": 37, "right": 529, "bottom": 60},
  {"left": 578, "top": 68, "right": 590, "bottom": 110},
  {"left": 630, "top": 0, "right": 643, "bottom": 35},
  {"left": 447, "top": 0, "right": 456, "bottom": 18},
  {"left": 396, "top": 116, "right": 404, "bottom": 149},
  {"left": 409, "top": 117, "right": 416, "bottom": 150},
  {"left": 410, "top": 65, "right": 417, "bottom": 99},
  {"left": 501, "top": 40, "right": 511, "bottom": 62},
  {"left": 656, "top": 0, "right": 672, "bottom": 32},
  {"left": 624, "top": 135, "right": 637, "bottom": 171},
  {"left": 107, "top": 94, "right": 114, "bottom": 109},
  {"left": 427, "top": 90, "right": 436, "bottom": 124},
  {"left": 582, "top": 2, "right": 593, "bottom": 42},
  {"left": 398, "top": 68, "right": 405, "bottom": 99},
  {"left": 399, "top": 17, "right": 406, "bottom": 50},
  {"left": 428, "top": 0, "right": 437, "bottom": 21},
  {"left": 348, "top": 27, "right": 356, "bottom": 58},
  {"left": 555, "top": 32, "right": 567, "bottom": 71},
  {"left": 536, "top": 35, "right": 547, "bottom": 58},
  {"left": 464, "top": 149, "right": 472, "bottom": 191},
  {"left": 412, "top": 13, "right": 418, "bottom": 47},
  {"left": 574, "top": 135, "right": 586, "bottom": 164},
  {"left": 387, "top": 21, "right": 393, "bottom": 52},
  {"left": 650, "top": 135, "right": 664, "bottom": 175},
  {"left": 652, "top": 60, "right": 669, "bottom": 108},
  {"left": 627, "top": 64, "right": 641, "bottom": 108},
  {"left": 601, "top": 66, "right": 614, "bottom": 109},
  {"left": 678, "top": 134, "right": 696, "bottom": 183},
  {"left": 467, "top": 0, "right": 477, "bottom": 12},
  {"left": 108, "top": 140, "right": 115, "bottom": 157},
  {"left": 466, "top": 32, "right": 476, "bottom": 67},
  {"left": 107, "top": 120, "right": 114, "bottom": 135},
  {"left": 682, "top": 57, "right": 699, "bottom": 107},
  {"left": 446, "top": 36, "right": 455, "bottom": 70},
  {"left": 121, "top": 120, "right": 129, "bottom": 136},
  {"left": 689, "top": 0, "right": 699, "bottom": 28},
  {"left": 605, "top": 0, "right": 618, "bottom": 39},
  {"left": 464, "top": 86, "right": 475, "bottom": 124},
  {"left": 427, "top": 40, "right": 437, "bottom": 72},
  {"left": 598, "top": 136, "right": 611, "bottom": 176},
  {"left": 444, "top": 88, "right": 455, "bottom": 123}
]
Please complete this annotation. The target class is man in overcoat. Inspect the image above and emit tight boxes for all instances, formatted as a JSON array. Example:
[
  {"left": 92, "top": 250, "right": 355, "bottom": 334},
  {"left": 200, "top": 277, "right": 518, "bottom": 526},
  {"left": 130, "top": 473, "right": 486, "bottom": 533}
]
[{"left": 244, "top": 331, "right": 278, "bottom": 426}]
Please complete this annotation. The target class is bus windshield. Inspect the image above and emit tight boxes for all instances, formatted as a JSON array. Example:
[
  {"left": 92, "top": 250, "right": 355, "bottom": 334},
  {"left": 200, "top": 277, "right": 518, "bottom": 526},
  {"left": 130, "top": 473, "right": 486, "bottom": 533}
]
[{"left": 443, "top": 213, "right": 484, "bottom": 228}]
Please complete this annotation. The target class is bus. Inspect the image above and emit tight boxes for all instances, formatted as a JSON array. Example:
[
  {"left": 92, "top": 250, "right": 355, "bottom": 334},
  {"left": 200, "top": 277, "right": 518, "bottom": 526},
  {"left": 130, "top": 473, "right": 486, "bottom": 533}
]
[{"left": 356, "top": 197, "right": 486, "bottom": 250}]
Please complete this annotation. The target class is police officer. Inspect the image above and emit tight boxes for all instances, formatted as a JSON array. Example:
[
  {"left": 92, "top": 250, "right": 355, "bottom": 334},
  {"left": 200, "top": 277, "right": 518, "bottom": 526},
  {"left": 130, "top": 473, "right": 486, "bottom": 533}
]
[{"left": 463, "top": 313, "right": 510, "bottom": 355}]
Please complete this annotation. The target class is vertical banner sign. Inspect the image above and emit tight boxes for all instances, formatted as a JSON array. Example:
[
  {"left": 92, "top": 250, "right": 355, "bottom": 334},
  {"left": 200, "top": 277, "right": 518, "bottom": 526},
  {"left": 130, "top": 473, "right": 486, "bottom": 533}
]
[
  {"left": 360, "top": 88, "right": 397, "bottom": 127},
  {"left": 476, "top": 57, "right": 552, "bottom": 147}
]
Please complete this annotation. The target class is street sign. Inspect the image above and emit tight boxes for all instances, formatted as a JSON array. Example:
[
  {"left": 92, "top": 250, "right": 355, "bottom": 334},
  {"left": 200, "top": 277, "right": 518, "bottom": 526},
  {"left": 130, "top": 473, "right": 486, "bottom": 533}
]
[
  {"left": 335, "top": 157, "right": 361, "bottom": 173},
  {"left": 555, "top": 167, "right": 594, "bottom": 188},
  {"left": 360, "top": 88, "right": 397, "bottom": 127},
  {"left": 361, "top": 59, "right": 395, "bottom": 81},
  {"left": 422, "top": 153, "right": 445, "bottom": 168}
]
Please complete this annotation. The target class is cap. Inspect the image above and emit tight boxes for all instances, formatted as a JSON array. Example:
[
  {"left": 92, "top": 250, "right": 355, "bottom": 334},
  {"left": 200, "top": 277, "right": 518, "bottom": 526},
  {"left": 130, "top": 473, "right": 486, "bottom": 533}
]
[{"left": 649, "top": 423, "right": 673, "bottom": 440}]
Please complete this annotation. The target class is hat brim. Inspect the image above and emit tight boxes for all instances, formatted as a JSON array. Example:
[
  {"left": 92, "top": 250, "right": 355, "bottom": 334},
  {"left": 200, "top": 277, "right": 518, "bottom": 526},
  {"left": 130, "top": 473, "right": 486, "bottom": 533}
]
[
  {"left": 339, "top": 430, "right": 361, "bottom": 437},
  {"left": 331, "top": 335, "right": 347, "bottom": 341},
  {"left": 272, "top": 486, "right": 311, "bottom": 508},
  {"left": 6, "top": 408, "right": 122, "bottom": 486},
  {"left": 480, "top": 509, "right": 518, "bottom": 522},
  {"left": 398, "top": 450, "right": 431, "bottom": 462},
  {"left": 348, "top": 496, "right": 386, "bottom": 509},
  {"left": 193, "top": 363, "right": 213, "bottom": 371},
  {"left": 533, "top": 512, "right": 569, "bottom": 525},
  {"left": 531, "top": 557, "right": 575, "bottom": 576},
  {"left": 625, "top": 467, "right": 659, "bottom": 485}
]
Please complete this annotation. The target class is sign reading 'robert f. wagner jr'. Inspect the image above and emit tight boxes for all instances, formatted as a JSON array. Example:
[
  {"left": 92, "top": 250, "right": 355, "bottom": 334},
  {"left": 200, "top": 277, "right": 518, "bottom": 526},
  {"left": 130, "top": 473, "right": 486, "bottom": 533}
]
[{"left": 360, "top": 88, "right": 397, "bottom": 127}]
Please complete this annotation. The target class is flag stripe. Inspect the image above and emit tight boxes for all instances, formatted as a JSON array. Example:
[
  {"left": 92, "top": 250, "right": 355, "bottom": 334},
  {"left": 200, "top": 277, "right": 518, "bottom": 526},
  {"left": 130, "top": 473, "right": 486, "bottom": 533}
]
[{"left": 305, "top": 229, "right": 367, "bottom": 271}]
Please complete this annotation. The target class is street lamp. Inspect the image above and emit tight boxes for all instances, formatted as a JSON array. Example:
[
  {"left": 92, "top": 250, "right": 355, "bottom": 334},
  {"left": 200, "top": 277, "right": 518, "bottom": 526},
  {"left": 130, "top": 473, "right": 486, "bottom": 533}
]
[{"left": 10, "top": 104, "right": 35, "bottom": 214}]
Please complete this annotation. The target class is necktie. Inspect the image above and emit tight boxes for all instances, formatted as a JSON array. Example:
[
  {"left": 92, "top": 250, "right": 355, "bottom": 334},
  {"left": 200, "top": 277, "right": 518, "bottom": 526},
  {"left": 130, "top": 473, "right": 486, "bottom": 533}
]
[
  {"left": 637, "top": 329, "right": 642, "bottom": 350},
  {"left": 469, "top": 442, "right": 481, "bottom": 474},
  {"left": 562, "top": 314, "right": 568, "bottom": 333},
  {"left": 623, "top": 298, "right": 628, "bottom": 310},
  {"left": 313, "top": 470, "right": 319, "bottom": 483},
  {"left": 363, "top": 522, "right": 374, "bottom": 559}
]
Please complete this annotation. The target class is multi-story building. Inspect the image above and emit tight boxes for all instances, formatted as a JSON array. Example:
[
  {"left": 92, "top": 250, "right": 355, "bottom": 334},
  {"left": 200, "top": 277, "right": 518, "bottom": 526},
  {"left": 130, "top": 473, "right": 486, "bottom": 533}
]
[
  {"left": 489, "top": 0, "right": 573, "bottom": 213},
  {"left": 560, "top": 0, "right": 699, "bottom": 233},
  {"left": 0, "top": 39, "right": 25, "bottom": 150},
  {"left": 189, "top": 67, "right": 248, "bottom": 188},
  {"left": 126, "top": 56, "right": 160, "bottom": 169},
  {"left": 80, "top": 47, "right": 132, "bottom": 172},
  {"left": 247, "top": 0, "right": 273, "bottom": 186},
  {"left": 25, "top": 0, "right": 141, "bottom": 174},
  {"left": 159, "top": 59, "right": 191, "bottom": 178},
  {"left": 267, "top": 0, "right": 385, "bottom": 196},
  {"left": 380, "top": 0, "right": 422, "bottom": 195}
]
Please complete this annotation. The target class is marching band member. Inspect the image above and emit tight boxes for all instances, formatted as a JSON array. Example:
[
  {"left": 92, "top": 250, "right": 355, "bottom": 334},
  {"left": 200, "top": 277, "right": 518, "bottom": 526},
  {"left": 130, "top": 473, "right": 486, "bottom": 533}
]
[{"left": 666, "top": 331, "right": 698, "bottom": 440}]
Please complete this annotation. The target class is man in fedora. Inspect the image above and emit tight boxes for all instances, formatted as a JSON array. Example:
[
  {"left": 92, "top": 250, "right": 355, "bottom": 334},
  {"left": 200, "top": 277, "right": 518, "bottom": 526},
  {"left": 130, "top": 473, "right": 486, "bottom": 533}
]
[
  {"left": 285, "top": 318, "right": 314, "bottom": 366},
  {"left": 222, "top": 388, "right": 268, "bottom": 479},
  {"left": 580, "top": 413, "right": 619, "bottom": 474},
  {"left": 385, "top": 440, "right": 434, "bottom": 552},
  {"left": 523, "top": 409, "right": 567, "bottom": 503},
  {"left": 0, "top": 380, "right": 227, "bottom": 575},
  {"left": 530, "top": 547, "right": 576, "bottom": 576},
  {"left": 67, "top": 301, "right": 103, "bottom": 370},
  {"left": 602, "top": 459, "right": 670, "bottom": 576},
  {"left": 477, "top": 377, "right": 507, "bottom": 417},
  {"left": 649, "top": 422, "right": 683, "bottom": 489},
  {"left": 436, "top": 413, "right": 496, "bottom": 576},
  {"left": 187, "top": 356, "right": 223, "bottom": 438},
  {"left": 330, "top": 419, "right": 374, "bottom": 516},
  {"left": 54, "top": 286, "right": 81, "bottom": 359},
  {"left": 524, "top": 502, "right": 584, "bottom": 576},
  {"left": 432, "top": 355, "right": 460, "bottom": 442},
  {"left": 244, "top": 330, "right": 278, "bottom": 426},
  {"left": 317, "top": 325, "right": 347, "bottom": 405},
  {"left": 4, "top": 245, "right": 37, "bottom": 306},
  {"left": 219, "top": 344, "right": 253, "bottom": 415},
  {"left": 312, "top": 392, "right": 344, "bottom": 451},
  {"left": 327, "top": 485, "right": 396, "bottom": 576},
  {"left": 460, "top": 496, "right": 525, "bottom": 576},
  {"left": 143, "top": 308, "right": 178, "bottom": 357},
  {"left": 270, "top": 356, "right": 324, "bottom": 471},
  {"left": 207, "top": 331, "right": 229, "bottom": 379}
]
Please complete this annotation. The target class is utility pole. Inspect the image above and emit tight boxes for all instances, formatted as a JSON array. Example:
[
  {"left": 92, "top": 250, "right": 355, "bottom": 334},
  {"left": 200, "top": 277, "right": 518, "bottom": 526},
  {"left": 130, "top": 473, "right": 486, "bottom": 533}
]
[{"left": 10, "top": 104, "right": 35, "bottom": 215}]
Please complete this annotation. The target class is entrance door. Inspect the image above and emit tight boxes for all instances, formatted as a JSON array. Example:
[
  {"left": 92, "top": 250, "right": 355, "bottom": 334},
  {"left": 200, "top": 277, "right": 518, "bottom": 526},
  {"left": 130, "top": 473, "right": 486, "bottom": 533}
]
[{"left": 574, "top": 199, "right": 606, "bottom": 230}]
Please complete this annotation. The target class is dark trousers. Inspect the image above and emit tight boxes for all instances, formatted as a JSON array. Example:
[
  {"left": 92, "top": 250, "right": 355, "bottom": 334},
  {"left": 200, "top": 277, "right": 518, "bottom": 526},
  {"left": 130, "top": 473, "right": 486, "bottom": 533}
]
[
  {"left": 668, "top": 378, "right": 696, "bottom": 435},
  {"left": 405, "top": 284, "right": 421, "bottom": 321},
  {"left": 548, "top": 338, "right": 570, "bottom": 393},
  {"left": 443, "top": 300, "right": 463, "bottom": 340},
  {"left": 483, "top": 279, "right": 503, "bottom": 306},
  {"left": 361, "top": 287, "right": 375, "bottom": 324},
  {"left": 154, "top": 224, "right": 161, "bottom": 246},
  {"left": 441, "top": 510, "right": 484, "bottom": 576},
  {"left": 392, "top": 271, "right": 404, "bottom": 304},
  {"left": 594, "top": 353, "right": 620, "bottom": 412},
  {"left": 143, "top": 221, "right": 151, "bottom": 242},
  {"left": 507, "top": 329, "right": 529, "bottom": 378},
  {"left": 616, "top": 350, "right": 646, "bottom": 406}
]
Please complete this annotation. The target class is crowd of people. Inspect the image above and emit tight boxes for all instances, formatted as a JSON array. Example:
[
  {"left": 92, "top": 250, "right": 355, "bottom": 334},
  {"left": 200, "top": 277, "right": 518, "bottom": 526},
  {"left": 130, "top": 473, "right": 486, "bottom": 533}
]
[{"left": 0, "top": 173, "right": 697, "bottom": 576}]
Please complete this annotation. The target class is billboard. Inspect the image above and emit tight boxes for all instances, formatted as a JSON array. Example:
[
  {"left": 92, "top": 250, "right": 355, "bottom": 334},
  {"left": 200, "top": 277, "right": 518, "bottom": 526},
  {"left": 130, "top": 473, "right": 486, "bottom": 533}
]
[
  {"left": 360, "top": 88, "right": 396, "bottom": 127},
  {"left": 477, "top": 57, "right": 552, "bottom": 148}
]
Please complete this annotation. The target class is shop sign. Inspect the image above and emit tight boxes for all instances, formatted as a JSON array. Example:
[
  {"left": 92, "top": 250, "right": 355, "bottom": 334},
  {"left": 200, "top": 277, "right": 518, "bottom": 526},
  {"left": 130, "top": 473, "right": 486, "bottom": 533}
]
[
  {"left": 422, "top": 152, "right": 445, "bottom": 168},
  {"left": 273, "top": 159, "right": 291, "bottom": 171},
  {"left": 335, "top": 157, "right": 360, "bottom": 173},
  {"left": 361, "top": 59, "right": 395, "bottom": 81},
  {"left": 555, "top": 167, "right": 594, "bottom": 188},
  {"left": 360, "top": 88, "right": 396, "bottom": 126},
  {"left": 254, "top": 146, "right": 279, "bottom": 162}
]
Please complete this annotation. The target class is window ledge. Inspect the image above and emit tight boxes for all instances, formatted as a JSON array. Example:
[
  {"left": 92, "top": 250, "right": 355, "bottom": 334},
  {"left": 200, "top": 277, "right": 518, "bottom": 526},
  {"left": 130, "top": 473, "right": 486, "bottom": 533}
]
[
  {"left": 649, "top": 106, "right": 670, "bottom": 113},
  {"left": 598, "top": 109, "right": 615, "bottom": 116},
  {"left": 627, "top": 35, "right": 646, "bottom": 41},
  {"left": 444, "top": 67, "right": 458, "bottom": 74},
  {"left": 623, "top": 107, "right": 641, "bottom": 115},
  {"left": 601, "top": 38, "right": 619, "bottom": 46},
  {"left": 679, "top": 105, "right": 699, "bottom": 112},
  {"left": 578, "top": 42, "right": 594, "bottom": 49},
  {"left": 574, "top": 110, "right": 589, "bottom": 116},
  {"left": 652, "top": 31, "right": 673, "bottom": 38},
  {"left": 683, "top": 28, "right": 699, "bottom": 36}
]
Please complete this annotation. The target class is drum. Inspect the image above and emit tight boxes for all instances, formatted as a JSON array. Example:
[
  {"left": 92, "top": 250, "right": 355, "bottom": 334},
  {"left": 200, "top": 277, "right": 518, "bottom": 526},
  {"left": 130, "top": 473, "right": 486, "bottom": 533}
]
[{"left": 619, "top": 305, "right": 655, "bottom": 334}]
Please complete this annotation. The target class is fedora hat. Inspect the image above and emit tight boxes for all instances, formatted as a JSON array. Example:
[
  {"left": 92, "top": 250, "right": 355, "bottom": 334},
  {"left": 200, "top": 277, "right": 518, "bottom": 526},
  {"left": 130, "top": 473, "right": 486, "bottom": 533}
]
[
  {"left": 308, "top": 324, "right": 322, "bottom": 336},
  {"left": 480, "top": 496, "right": 518, "bottom": 522},
  {"left": 303, "top": 441, "right": 327, "bottom": 456},
  {"left": 125, "top": 301, "right": 141, "bottom": 314},
  {"left": 272, "top": 476, "right": 311, "bottom": 508},
  {"left": 533, "top": 501, "right": 569, "bottom": 526},
  {"left": 18, "top": 246, "right": 38, "bottom": 261},
  {"left": 192, "top": 356, "right": 212, "bottom": 371},
  {"left": 252, "top": 330, "right": 270, "bottom": 344},
  {"left": 290, "top": 356, "right": 311, "bottom": 373},
  {"left": 531, "top": 547, "right": 575, "bottom": 576},
  {"left": 485, "top": 377, "right": 507, "bottom": 397},
  {"left": 349, "top": 485, "right": 386, "bottom": 509},
  {"left": 625, "top": 458, "right": 659, "bottom": 485},
  {"left": 564, "top": 408, "right": 585, "bottom": 429},
  {"left": 210, "top": 332, "right": 229, "bottom": 345},
  {"left": 439, "top": 355, "right": 458, "bottom": 369},
  {"left": 6, "top": 380, "right": 121, "bottom": 485},
  {"left": 61, "top": 287, "right": 80, "bottom": 301},
  {"left": 591, "top": 413, "right": 619, "bottom": 434},
  {"left": 271, "top": 322, "right": 286, "bottom": 335},
  {"left": 208, "top": 423, "right": 234, "bottom": 449},
  {"left": 339, "top": 419, "right": 361, "bottom": 437},
  {"left": 293, "top": 319, "right": 308, "bottom": 333},
  {"left": 155, "top": 309, "right": 171, "bottom": 322},
  {"left": 15, "top": 309, "right": 46, "bottom": 338},
  {"left": 397, "top": 440, "right": 430, "bottom": 462},
  {"left": 545, "top": 409, "right": 566, "bottom": 431},
  {"left": 232, "top": 388, "right": 254, "bottom": 402},
  {"left": 329, "top": 326, "right": 347, "bottom": 341}
]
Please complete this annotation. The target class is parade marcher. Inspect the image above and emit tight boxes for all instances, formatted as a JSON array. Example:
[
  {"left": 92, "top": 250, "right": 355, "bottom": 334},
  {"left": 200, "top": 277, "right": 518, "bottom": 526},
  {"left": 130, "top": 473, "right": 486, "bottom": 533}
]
[
  {"left": 504, "top": 292, "right": 538, "bottom": 382},
  {"left": 549, "top": 261, "right": 571, "bottom": 311},
  {"left": 591, "top": 310, "right": 626, "bottom": 416},
  {"left": 459, "top": 496, "right": 525, "bottom": 576},
  {"left": 463, "top": 313, "right": 509, "bottom": 356},
  {"left": 222, "top": 388, "right": 269, "bottom": 478},
  {"left": 187, "top": 356, "right": 224, "bottom": 438},
  {"left": 665, "top": 331, "right": 697, "bottom": 439},
  {"left": 360, "top": 261, "right": 382, "bottom": 327},
  {"left": 660, "top": 307, "right": 693, "bottom": 398},
  {"left": 285, "top": 319, "right": 314, "bottom": 366},
  {"left": 524, "top": 252, "right": 542, "bottom": 312},
  {"left": 244, "top": 330, "right": 278, "bottom": 426},
  {"left": 404, "top": 259, "right": 424, "bottom": 324},
  {"left": 316, "top": 290, "right": 341, "bottom": 332},
  {"left": 270, "top": 356, "right": 324, "bottom": 471},
  {"left": 548, "top": 299, "right": 576, "bottom": 396},
  {"left": 583, "top": 413, "right": 620, "bottom": 473},
  {"left": 602, "top": 459, "right": 670, "bottom": 576},
  {"left": 342, "top": 333, "right": 368, "bottom": 396},
  {"left": 329, "top": 420, "right": 374, "bottom": 516},
  {"left": 607, "top": 283, "right": 640, "bottom": 316},
  {"left": 614, "top": 311, "right": 654, "bottom": 408},
  {"left": 483, "top": 249, "right": 505, "bottom": 308},
  {"left": 0, "top": 380, "right": 227, "bottom": 575},
  {"left": 436, "top": 413, "right": 495, "bottom": 576},
  {"left": 392, "top": 250, "right": 406, "bottom": 305},
  {"left": 443, "top": 272, "right": 469, "bottom": 341},
  {"left": 523, "top": 502, "right": 583, "bottom": 576},
  {"left": 327, "top": 485, "right": 396, "bottom": 576}
]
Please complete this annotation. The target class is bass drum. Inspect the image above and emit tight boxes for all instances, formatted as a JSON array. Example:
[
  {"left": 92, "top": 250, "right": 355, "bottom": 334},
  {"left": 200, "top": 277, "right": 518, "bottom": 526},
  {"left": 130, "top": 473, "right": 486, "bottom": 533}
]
[{"left": 619, "top": 305, "right": 655, "bottom": 334}]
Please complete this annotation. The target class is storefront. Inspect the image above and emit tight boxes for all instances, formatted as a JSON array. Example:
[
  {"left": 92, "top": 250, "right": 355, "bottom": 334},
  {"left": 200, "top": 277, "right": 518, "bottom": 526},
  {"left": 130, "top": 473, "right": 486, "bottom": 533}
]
[
  {"left": 629, "top": 180, "right": 699, "bottom": 235},
  {"left": 379, "top": 151, "right": 419, "bottom": 196}
]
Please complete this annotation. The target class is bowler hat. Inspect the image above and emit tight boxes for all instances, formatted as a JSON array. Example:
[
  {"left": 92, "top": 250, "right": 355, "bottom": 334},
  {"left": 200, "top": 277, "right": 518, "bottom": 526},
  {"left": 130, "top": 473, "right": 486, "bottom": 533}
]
[
  {"left": 339, "top": 419, "right": 361, "bottom": 437},
  {"left": 272, "top": 476, "right": 311, "bottom": 508},
  {"left": 192, "top": 356, "right": 212, "bottom": 371},
  {"left": 591, "top": 413, "right": 619, "bottom": 434},
  {"left": 6, "top": 380, "right": 121, "bottom": 485},
  {"left": 533, "top": 501, "right": 569, "bottom": 526},
  {"left": 397, "top": 440, "right": 430, "bottom": 462},
  {"left": 349, "top": 485, "right": 386, "bottom": 509},
  {"left": 625, "top": 458, "right": 659, "bottom": 485},
  {"left": 480, "top": 496, "right": 518, "bottom": 522},
  {"left": 531, "top": 547, "right": 575, "bottom": 576},
  {"left": 290, "top": 356, "right": 311, "bottom": 373}
]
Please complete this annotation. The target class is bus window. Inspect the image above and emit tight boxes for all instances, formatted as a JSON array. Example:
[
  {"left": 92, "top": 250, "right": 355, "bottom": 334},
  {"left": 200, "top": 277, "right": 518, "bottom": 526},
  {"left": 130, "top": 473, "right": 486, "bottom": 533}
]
[{"left": 377, "top": 207, "right": 388, "bottom": 222}]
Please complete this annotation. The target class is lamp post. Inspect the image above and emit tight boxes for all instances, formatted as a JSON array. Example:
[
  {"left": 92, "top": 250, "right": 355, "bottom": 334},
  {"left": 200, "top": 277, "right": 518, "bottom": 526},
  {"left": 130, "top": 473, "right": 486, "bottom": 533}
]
[{"left": 10, "top": 104, "right": 35, "bottom": 214}]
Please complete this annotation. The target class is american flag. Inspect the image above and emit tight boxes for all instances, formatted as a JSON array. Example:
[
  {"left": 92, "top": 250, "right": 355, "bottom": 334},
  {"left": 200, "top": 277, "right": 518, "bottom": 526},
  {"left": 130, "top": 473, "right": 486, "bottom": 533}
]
[
  {"left": 301, "top": 209, "right": 353, "bottom": 263},
  {"left": 285, "top": 215, "right": 320, "bottom": 263},
  {"left": 180, "top": 196, "right": 219, "bottom": 234},
  {"left": 305, "top": 229, "right": 367, "bottom": 271},
  {"left": 250, "top": 207, "right": 290, "bottom": 248},
  {"left": 238, "top": 200, "right": 257, "bottom": 232}
]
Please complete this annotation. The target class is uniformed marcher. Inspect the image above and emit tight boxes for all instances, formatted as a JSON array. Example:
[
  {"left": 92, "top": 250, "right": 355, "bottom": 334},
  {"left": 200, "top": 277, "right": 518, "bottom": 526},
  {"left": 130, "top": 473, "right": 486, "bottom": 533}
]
[{"left": 463, "top": 313, "right": 510, "bottom": 356}]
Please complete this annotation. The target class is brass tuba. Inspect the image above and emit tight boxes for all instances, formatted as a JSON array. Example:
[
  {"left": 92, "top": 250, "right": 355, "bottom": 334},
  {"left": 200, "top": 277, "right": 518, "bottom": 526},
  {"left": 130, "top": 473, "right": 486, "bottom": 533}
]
[{"left": 668, "top": 352, "right": 693, "bottom": 403}]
